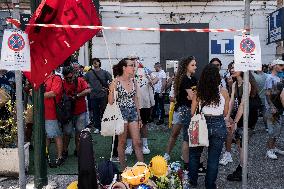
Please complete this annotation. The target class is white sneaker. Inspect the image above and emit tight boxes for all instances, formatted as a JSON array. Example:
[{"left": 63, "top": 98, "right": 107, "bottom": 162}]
[
  {"left": 125, "top": 146, "right": 133, "bottom": 155},
  {"left": 110, "top": 156, "right": 127, "bottom": 162},
  {"left": 110, "top": 157, "right": 120, "bottom": 163},
  {"left": 273, "top": 148, "right": 284, "bottom": 156},
  {"left": 164, "top": 153, "right": 171, "bottom": 161},
  {"left": 143, "top": 146, "right": 150, "bottom": 155},
  {"left": 94, "top": 129, "right": 100, "bottom": 134},
  {"left": 219, "top": 152, "right": 233, "bottom": 165},
  {"left": 266, "top": 150, "right": 278, "bottom": 160}
]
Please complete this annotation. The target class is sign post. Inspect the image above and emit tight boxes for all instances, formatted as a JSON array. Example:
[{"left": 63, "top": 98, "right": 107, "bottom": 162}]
[
  {"left": 234, "top": 35, "right": 261, "bottom": 72},
  {"left": 243, "top": 0, "right": 251, "bottom": 188},
  {"left": 1, "top": 28, "right": 31, "bottom": 189}
]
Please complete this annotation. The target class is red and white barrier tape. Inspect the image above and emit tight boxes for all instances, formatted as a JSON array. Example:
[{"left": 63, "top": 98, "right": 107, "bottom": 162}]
[
  {"left": 26, "top": 23, "right": 247, "bottom": 33},
  {"left": 6, "top": 18, "right": 247, "bottom": 33}
]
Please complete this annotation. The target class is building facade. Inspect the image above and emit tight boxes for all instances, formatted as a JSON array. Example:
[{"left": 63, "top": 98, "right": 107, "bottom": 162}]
[{"left": 92, "top": 1, "right": 278, "bottom": 74}]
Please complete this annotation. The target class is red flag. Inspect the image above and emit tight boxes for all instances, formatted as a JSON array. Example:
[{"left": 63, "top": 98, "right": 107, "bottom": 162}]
[{"left": 24, "top": 0, "right": 101, "bottom": 89}]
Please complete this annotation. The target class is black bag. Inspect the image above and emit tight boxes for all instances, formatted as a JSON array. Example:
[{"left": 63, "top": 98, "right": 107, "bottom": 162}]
[
  {"left": 97, "top": 160, "right": 119, "bottom": 186},
  {"left": 91, "top": 69, "right": 109, "bottom": 94},
  {"left": 249, "top": 94, "right": 262, "bottom": 112},
  {"left": 52, "top": 76, "right": 73, "bottom": 124},
  {"left": 78, "top": 129, "right": 98, "bottom": 189},
  {"left": 271, "top": 82, "right": 284, "bottom": 115}
]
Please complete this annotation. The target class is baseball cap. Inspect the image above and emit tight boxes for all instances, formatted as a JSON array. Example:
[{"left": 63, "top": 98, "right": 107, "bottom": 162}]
[{"left": 270, "top": 59, "right": 284, "bottom": 67}]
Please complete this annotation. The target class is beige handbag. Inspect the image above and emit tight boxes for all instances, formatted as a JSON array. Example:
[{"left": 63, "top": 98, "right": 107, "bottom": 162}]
[
  {"left": 188, "top": 103, "right": 209, "bottom": 147},
  {"left": 0, "top": 88, "right": 11, "bottom": 108}
]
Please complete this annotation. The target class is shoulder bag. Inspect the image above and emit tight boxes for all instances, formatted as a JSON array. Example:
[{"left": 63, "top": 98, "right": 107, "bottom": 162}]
[
  {"left": 101, "top": 83, "right": 124, "bottom": 136},
  {"left": 188, "top": 103, "right": 209, "bottom": 147}
]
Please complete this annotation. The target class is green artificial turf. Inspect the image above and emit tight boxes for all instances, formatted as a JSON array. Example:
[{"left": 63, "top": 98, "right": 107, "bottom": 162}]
[{"left": 28, "top": 123, "right": 183, "bottom": 175}]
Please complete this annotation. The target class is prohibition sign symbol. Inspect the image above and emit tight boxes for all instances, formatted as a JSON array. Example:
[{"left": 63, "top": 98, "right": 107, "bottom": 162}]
[
  {"left": 240, "top": 38, "right": 255, "bottom": 54},
  {"left": 8, "top": 33, "right": 25, "bottom": 51}
]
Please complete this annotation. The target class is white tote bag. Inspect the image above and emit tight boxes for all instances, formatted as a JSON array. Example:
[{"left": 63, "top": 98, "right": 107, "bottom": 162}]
[
  {"left": 188, "top": 105, "right": 209, "bottom": 147},
  {"left": 101, "top": 90, "right": 124, "bottom": 136}
]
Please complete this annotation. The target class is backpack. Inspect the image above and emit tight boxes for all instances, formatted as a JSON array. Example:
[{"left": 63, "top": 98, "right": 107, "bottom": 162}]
[
  {"left": 52, "top": 76, "right": 74, "bottom": 124},
  {"left": 97, "top": 160, "right": 119, "bottom": 186},
  {"left": 271, "top": 82, "right": 284, "bottom": 115}
]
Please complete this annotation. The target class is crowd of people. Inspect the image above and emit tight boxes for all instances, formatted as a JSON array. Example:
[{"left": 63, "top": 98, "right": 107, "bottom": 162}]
[{"left": 1, "top": 53, "right": 284, "bottom": 188}]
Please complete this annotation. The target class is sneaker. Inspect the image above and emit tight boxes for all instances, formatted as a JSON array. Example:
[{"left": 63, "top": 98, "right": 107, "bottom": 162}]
[
  {"left": 56, "top": 157, "right": 65, "bottom": 167},
  {"left": 125, "top": 146, "right": 133, "bottom": 155},
  {"left": 47, "top": 156, "right": 57, "bottom": 168},
  {"left": 164, "top": 153, "right": 171, "bottom": 161},
  {"left": 142, "top": 146, "right": 150, "bottom": 155},
  {"left": 94, "top": 129, "right": 100, "bottom": 134},
  {"left": 227, "top": 165, "right": 242, "bottom": 181},
  {"left": 273, "top": 148, "right": 284, "bottom": 156},
  {"left": 111, "top": 157, "right": 120, "bottom": 163},
  {"left": 198, "top": 163, "right": 206, "bottom": 176},
  {"left": 219, "top": 152, "right": 233, "bottom": 166},
  {"left": 266, "top": 150, "right": 278, "bottom": 159},
  {"left": 62, "top": 151, "right": 68, "bottom": 160}
]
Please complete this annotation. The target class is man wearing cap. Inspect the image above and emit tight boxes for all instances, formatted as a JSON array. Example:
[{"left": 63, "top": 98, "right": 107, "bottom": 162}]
[
  {"left": 152, "top": 62, "right": 167, "bottom": 125},
  {"left": 264, "top": 59, "right": 284, "bottom": 159}
]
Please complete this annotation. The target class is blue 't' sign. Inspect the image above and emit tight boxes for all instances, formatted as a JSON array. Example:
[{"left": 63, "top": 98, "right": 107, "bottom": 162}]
[
  {"left": 268, "top": 7, "right": 284, "bottom": 44},
  {"left": 211, "top": 39, "right": 234, "bottom": 54}
]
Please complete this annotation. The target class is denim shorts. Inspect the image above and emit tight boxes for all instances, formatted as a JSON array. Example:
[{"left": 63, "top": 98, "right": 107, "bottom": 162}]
[
  {"left": 63, "top": 112, "right": 87, "bottom": 135},
  {"left": 120, "top": 106, "right": 138, "bottom": 123},
  {"left": 45, "top": 120, "right": 62, "bottom": 138},
  {"left": 172, "top": 105, "right": 191, "bottom": 142},
  {"left": 266, "top": 112, "right": 283, "bottom": 138}
]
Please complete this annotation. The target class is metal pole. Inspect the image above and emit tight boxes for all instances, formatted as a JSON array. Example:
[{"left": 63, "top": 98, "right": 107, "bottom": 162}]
[
  {"left": 12, "top": 0, "right": 26, "bottom": 188},
  {"left": 15, "top": 71, "right": 25, "bottom": 189},
  {"left": 33, "top": 86, "right": 47, "bottom": 189},
  {"left": 30, "top": 0, "right": 48, "bottom": 188},
  {"left": 242, "top": 0, "right": 250, "bottom": 188}
]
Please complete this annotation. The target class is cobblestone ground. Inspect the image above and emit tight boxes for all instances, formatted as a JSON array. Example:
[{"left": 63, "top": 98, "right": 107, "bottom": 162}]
[{"left": 1, "top": 119, "right": 284, "bottom": 188}]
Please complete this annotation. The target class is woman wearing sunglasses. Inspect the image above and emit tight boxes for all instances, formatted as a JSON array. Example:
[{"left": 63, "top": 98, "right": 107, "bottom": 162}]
[{"left": 108, "top": 58, "right": 144, "bottom": 169}]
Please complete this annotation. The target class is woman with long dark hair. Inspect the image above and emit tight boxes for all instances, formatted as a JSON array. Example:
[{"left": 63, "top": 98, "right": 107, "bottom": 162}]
[
  {"left": 164, "top": 56, "right": 197, "bottom": 169},
  {"left": 108, "top": 58, "right": 143, "bottom": 169},
  {"left": 190, "top": 64, "right": 230, "bottom": 188},
  {"left": 226, "top": 66, "right": 259, "bottom": 181}
]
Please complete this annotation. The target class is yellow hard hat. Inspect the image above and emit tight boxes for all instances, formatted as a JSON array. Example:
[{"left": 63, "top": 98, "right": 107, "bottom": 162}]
[
  {"left": 83, "top": 66, "right": 91, "bottom": 72},
  {"left": 67, "top": 181, "right": 78, "bottom": 189},
  {"left": 121, "top": 162, "right": 150, "bottom": 186}
]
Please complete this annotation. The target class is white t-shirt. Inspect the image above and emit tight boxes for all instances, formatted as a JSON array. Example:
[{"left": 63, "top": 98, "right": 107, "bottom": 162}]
[
  {"left": 169, "top": 84, "right": 175, "bottom": 98},
  {"left": 136, "top": 67, "right": 155, "bottom": 109},
  {"left": 264, "top": 74, "right": 280, "bottom": 110},
  {"left": 152, "top": 70, "right": 167, "bottom": 93}
]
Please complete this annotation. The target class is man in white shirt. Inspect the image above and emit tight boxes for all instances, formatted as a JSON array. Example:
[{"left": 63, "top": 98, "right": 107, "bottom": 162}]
[
  {"left": 264, "top": 59, "right": 284, "bottom": 160},
  {"left": 152, "top": 62, "right": 167, "bottom": 125}
]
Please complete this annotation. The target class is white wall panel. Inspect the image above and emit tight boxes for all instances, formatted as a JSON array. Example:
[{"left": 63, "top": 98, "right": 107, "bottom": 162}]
[{"left": 92, "top": 1, "right": 278, "bottom": 73}]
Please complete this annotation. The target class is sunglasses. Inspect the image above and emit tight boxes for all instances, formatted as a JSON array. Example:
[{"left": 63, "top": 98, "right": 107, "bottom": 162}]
[{"left": 127, "top": 64, "right": 135, "bottom": 67}]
